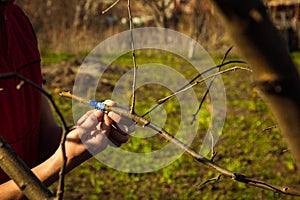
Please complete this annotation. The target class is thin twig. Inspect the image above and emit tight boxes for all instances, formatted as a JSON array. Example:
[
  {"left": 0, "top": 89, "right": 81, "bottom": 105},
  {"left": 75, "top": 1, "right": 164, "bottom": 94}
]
[
  {"left": 200, "top": 174, "right": 222, "bottom": 187},
  {"left": 191, "top": 46, "right": 233, "bottom": 125},
  {"left": 101, "top": 0, "right": 121, "bottom": 14},
  {"left": 157, "top": 66, "right": 252, "bottom": 104},
  {"left": 60, "top": 92, "right": 300, "bottom": 196},
  {"left": 59, "top": 91, "right": 88, "bottom": 104},
  {"left": 221, "top": 46, "right": 233, "bottom": 64},
  {"left": 127, "top": 0, "right": 137, "bottom": 114},
  {"left": 101, "top": 0, "right": 137, "bottom": 113},
  {"left": 0, "top": 73, "right": 69, "bottom": 199},
  {"left": 263, "top": 125, "right": 278, "bottom": 132},
  {"left": 141, "top": 60, "right": 246, "bottom": 117},
  {"left": 180, "top": 60, "right": 246, "bottom": 94}
]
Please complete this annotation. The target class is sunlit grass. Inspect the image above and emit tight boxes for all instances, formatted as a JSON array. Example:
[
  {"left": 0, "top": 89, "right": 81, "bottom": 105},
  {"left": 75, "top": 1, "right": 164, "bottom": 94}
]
[
  {"left": 49, "top": 51, "right": 300, "bottom": 200},
  {"left": 41, "top": 52, "right": 75, "bottom": 64}
]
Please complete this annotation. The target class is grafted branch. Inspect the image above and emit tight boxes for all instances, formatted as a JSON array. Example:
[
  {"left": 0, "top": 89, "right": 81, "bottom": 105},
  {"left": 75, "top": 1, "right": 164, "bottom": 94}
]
[{"left": 60, "top": 92, "right": 300, "bottom": 196}]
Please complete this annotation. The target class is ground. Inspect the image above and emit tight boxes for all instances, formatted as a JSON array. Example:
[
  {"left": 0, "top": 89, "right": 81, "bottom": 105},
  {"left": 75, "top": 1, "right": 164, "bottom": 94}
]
[{"left": 41, "top": 52, "right": 300, "bottom": 200}]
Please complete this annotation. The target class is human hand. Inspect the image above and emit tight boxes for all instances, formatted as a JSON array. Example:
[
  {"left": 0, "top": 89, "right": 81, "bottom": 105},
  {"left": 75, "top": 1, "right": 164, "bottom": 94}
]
[
  {"left": 107, "top": 105, "right": 135, "bottom": 147},
  {"left": 61, "top": 100, "right": 131, "bottom": 164}
]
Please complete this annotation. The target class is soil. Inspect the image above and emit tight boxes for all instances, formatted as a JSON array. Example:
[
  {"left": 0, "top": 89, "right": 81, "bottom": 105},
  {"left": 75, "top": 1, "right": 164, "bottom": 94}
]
[{"left": 41, "top": 59, "right": 81, "bottom": 92}]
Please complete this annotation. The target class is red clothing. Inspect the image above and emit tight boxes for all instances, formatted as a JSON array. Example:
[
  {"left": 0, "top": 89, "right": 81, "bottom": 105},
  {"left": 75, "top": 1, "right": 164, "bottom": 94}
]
[{"left": 0, "top": 2, "right": 42, "bottom": 183}]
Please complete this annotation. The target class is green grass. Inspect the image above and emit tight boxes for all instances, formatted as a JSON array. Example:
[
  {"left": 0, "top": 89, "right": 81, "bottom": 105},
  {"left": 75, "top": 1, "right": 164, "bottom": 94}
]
[
  {"left": 49, "top": 50, "right": 299, "bottom": 199},
  {"left": 290, "top": 51, "right": 300, "bottom": 66},
  {"left": 41, "top": 52, "right": 75, "bottom": 64}
]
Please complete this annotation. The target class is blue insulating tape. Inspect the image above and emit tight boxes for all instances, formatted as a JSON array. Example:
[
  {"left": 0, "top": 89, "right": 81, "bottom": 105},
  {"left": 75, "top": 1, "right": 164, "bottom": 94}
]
[{"left": 88, "top": 100, "right": 106, "bottom": 112}]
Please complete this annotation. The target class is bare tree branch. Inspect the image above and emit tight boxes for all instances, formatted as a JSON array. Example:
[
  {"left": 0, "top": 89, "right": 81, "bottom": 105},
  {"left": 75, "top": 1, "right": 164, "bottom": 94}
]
[
  {"left": 191, "top": 46, "right": 234, "bottom": 124},
  {"left": 0, "top": 136, "right": 54, "bottom": 199},
  {"left": 141, "top": 60, "right": 246, "bottom": 117},
  {"left": 102, "top": 0, "right": 121, "bottom": 14},
  {"left": 157, "top": 66, "right": 252, "bottom": 104},
  {"left": 60, "top": 92, "right": 300, "bottom": 196},
  {"left": 127, "top": 0, "right": 138, "bottom": 114},
  {"left": 142, "top": 0, "right": 174, "bottom": 28},
  {"left": 200, "top": 174, "right": 222, "bottom": 187}
]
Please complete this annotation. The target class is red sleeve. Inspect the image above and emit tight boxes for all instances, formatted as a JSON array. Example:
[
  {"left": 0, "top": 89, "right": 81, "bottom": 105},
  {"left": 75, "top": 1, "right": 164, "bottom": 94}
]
[{"left": 0, "top": 2, "right": 42, "bottom": 183}]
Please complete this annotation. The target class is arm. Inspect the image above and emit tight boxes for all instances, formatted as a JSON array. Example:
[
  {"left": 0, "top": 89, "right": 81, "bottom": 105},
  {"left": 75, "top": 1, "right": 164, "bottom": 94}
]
[{"left": 0, "top": 99, "right": 129, "bottom": 199}]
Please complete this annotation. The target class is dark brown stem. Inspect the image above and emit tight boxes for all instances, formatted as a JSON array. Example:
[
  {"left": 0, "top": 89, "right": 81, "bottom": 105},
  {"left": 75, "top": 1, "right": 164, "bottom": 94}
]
[
  {"left": 0, "top": 136, "right": 54, "bottom": 199},
  {"left": 158, "top": 66, "right": 251, "bottom": 104},
  {"left": 191, "top": 46, "right": 233, "bottom": 125},
  {"left": 141, "top": 60, "right": 246, "bottom": 117}
]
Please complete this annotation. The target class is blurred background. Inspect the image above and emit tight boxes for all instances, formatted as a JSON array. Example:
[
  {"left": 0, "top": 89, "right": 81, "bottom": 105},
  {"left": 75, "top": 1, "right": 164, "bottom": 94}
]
[{"left": 17, "top": 0, "right": 300, "bottom": 54}]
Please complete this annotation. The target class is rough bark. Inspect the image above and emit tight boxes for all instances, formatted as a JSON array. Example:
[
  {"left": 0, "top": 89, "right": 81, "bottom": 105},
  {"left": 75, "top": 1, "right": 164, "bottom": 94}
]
[
  {"left": 210, "top": 0, "right": 300, "bottom": 170},
  {"left": 0, "top": 136, "right": 54, "bottom": 199}
]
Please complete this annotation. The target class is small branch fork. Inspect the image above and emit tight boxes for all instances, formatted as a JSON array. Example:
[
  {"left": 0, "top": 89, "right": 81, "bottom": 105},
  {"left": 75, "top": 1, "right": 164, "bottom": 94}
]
[
  {"left": 191, "top": 46, "right": 233, "bottom": 125},
  {"left": 0, "top": 73, "right": 69, "bottom": 200},
  {"left": 158, "top": 66, "right": 252, "bottom": 104},
  {"left": 142, "top": 59, "right": 246, "bottom": 117},
  {"left": 60, "top": 91, "right": 300, "bottom": 196},
  {"left": 199, "top": 174, "right": 222, "bottom": 188}
]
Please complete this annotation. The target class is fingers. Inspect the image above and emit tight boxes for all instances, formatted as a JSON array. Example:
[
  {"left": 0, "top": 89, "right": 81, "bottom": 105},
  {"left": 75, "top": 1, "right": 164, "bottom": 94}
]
[
  {"left": 107, "top": 105, "right": 133, "bottom": 125},
  {"left": 77, "top": 99, "right": 115, "bottom": 126},
  {"left": 75, "top": 100, "right": 133, "bottom": 149},
  {"left": 107, "top": 111, "right": 122, "bottom": 124},
  {"left": 101, "top": 102, "right": 133, "bottom": 147},
  {"left": 77, "top": 110, "right": 95, "bottom": 126},
  {"left": 103, "top": 99, "right": 116, "bottom": 107},
  {"left": 107, "top": 127, "right": 130, "bottom": 147},
  {"left": 107, "top": 105, "right": 135, "bottom": 133},
  {"left": 100, "top": 113, "right": 113, "bottom": 133},
  {"left": 104, "top": 100, "right": 130, "bottom": 125},
  {"left": 76, "top": 110, "right": 104, "bottom": 140},
  {"left": 106, "top": 117, "right": 134, "bottom": 147}
]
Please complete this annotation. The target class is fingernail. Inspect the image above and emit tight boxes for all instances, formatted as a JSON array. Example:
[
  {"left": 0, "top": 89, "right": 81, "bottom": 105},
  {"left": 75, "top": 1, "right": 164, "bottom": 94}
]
[{"left": 104, "top": 99, "right": 117, "bottom": 106}]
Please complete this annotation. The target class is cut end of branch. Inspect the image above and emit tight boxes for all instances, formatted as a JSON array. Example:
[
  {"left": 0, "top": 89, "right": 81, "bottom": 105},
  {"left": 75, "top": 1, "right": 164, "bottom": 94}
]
[
  {"left": 59, "top": 91, "right": 89, "bottom": 104},
  {"left": 16, "top": 80, "right": 25, "bottom": 90}
]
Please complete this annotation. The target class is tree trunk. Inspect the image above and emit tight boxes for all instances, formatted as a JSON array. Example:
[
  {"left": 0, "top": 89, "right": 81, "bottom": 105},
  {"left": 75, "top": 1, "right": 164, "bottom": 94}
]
[{"left": 210, "top": 0, "right": 300, "bottom": 170}]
